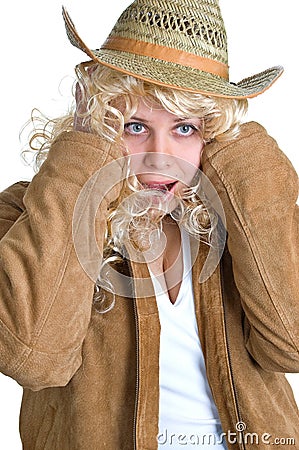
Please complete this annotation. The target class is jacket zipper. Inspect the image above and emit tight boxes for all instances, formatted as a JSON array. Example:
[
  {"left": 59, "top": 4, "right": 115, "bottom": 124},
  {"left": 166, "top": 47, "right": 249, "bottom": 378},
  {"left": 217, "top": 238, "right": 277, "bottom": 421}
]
[
  {"left": 220, "top": 259, "right": 246, "bottom": 450},
  {"left": 132, "top": 254, "right": 243, "bottom": 450},
  {"left": 133, "top": 298, "right": 139, "bottom": 450}
]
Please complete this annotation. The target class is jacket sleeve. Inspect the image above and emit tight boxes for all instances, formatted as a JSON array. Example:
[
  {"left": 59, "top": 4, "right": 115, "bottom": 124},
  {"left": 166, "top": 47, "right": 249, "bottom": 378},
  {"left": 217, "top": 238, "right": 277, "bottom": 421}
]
[
  {"left": 0, "top": 131, "right": 122, "bottom": 390},
  {"left": 201, "top": 121, "right": 299, "bottom": 372}
]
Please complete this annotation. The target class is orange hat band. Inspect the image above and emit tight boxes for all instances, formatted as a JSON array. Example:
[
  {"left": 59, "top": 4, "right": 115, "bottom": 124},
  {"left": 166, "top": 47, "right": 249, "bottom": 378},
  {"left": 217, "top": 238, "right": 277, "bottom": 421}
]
[{"left": 101, "top": 37, "right": 229, "bottom": 80}]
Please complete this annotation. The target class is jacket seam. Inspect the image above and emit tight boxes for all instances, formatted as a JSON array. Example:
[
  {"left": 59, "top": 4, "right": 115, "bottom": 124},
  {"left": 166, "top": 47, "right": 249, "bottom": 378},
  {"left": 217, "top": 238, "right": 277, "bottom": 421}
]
[
  {"left": 29, "top": 231, "right": 75, "bottom": 348},
  {"left": 0, "top": 315, "right": 82, "bottom": 377}
]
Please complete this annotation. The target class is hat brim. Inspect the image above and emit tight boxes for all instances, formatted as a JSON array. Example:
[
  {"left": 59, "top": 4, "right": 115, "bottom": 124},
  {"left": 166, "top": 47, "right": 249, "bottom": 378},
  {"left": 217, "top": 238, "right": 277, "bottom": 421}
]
[{"left": 91, "top": 49, "right": 283, "bottom": 99}]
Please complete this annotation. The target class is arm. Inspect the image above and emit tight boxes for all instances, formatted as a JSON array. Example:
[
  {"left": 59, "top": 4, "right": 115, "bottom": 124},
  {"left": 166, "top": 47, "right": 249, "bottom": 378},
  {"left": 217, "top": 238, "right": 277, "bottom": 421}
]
[
  {"left": 201, "top": 121, "right": 299, "bottom": 372},
  {"left": 0, "top": 131, "right": 122, "bottom": 390}
]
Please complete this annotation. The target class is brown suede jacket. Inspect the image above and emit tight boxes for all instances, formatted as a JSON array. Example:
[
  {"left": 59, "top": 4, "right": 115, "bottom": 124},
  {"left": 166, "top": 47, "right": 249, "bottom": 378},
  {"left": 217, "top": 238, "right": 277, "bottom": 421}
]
[{"left": 0, "top": 122, "right": 298, "bottom": 449}]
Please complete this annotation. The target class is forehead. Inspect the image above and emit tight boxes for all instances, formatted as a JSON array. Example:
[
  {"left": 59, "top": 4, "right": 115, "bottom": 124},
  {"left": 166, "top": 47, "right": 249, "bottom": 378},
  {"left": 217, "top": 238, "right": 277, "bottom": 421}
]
[
  {"left": 129, "top": 99, "right": 200, "bottom": 123},
  {"left": 132, "top": 99, "right": 172, "bottom": 117}
]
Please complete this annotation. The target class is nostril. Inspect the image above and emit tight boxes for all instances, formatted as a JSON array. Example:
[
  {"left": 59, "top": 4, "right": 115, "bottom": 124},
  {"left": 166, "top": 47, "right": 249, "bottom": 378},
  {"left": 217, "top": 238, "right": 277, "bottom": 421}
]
[{"left": 144, "top": 152, "right": 172, "bottom": 169}]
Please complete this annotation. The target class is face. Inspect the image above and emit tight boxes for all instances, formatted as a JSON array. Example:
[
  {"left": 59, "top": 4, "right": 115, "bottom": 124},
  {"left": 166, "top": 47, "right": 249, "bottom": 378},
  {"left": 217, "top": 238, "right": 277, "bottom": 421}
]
[{"left": 122, "top": 101, "right": 204, "bottom": 197}]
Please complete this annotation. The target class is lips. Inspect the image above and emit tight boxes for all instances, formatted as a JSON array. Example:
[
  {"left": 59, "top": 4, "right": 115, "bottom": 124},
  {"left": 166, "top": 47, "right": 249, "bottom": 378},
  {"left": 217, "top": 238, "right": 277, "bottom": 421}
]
[{"left": 142, "top": 181, "right": 177, "bottom": 192}]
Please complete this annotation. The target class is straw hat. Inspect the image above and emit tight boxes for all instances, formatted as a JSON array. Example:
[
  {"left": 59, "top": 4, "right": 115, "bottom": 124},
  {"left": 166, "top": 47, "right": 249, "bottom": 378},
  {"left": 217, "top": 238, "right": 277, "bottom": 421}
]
[{"left": 62, "top": 0, "right": 283, "bottom": 99}]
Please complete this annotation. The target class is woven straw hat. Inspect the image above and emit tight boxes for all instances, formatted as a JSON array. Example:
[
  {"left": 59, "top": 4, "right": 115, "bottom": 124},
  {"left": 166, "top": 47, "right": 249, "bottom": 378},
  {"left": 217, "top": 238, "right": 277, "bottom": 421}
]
[{"left": 62, "top": 0, "right": 283, "bottom": 99}]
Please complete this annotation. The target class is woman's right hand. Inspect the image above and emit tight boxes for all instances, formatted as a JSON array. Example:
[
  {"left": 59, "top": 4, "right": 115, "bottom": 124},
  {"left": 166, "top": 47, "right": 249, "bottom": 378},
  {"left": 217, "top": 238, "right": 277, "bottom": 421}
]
[
  {"left": 73, "top": 81, "right": 91, "bottom": 133},
  {"left": 73, "top": 67, "right": 126, "bottom": 206},
  {"left": 73, "top": 63, "right": 98, "bottom": 133}
]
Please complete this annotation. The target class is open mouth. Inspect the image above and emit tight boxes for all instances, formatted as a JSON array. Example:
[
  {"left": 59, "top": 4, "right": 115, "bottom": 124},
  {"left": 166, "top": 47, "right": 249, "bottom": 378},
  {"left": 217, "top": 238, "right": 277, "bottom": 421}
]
[{"left": 142, "top": 181, "right": 177, "bottom": 192}]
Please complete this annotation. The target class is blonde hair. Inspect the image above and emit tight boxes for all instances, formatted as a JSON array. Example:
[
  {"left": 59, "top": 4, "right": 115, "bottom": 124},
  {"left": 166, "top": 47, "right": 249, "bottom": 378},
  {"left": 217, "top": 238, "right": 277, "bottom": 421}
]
[{"left": 23, "top": 64, "right": 247, "bottom": 312}]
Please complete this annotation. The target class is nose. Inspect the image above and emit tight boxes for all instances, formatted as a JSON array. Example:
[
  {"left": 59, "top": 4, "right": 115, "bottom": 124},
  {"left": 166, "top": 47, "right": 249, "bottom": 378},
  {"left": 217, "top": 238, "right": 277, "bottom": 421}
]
[{"left": 143, "top": 133, "right": 173, "bottom": 170}]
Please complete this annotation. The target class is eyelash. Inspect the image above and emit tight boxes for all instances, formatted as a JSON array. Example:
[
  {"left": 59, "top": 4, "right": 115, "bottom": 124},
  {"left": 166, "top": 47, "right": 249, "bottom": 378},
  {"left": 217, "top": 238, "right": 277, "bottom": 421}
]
[
  {"left": 124, "top": 122, "right": 199, "bottom": 136},
  {"left": 124, "top": 122, "right": 146, "bottom": 134},
  {"left": 176, "top": 124, "right": 198, "bottom": 136}
]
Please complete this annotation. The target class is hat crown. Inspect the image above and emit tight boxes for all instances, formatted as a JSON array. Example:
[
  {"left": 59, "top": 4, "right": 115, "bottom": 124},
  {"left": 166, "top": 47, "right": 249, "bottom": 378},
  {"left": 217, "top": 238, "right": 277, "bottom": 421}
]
[
  {"left": 105, "top": 0, "right": 228, "bottom": 65},
  {"left": 62, "top": 2, "right": 283, "bottom": 98}
]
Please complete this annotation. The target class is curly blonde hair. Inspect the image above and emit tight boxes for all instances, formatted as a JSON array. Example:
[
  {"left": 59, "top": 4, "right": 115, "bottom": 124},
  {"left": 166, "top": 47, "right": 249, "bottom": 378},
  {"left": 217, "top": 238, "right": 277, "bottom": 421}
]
[{"left": 23, "top": 63, "right": 248, "bottom": 312}]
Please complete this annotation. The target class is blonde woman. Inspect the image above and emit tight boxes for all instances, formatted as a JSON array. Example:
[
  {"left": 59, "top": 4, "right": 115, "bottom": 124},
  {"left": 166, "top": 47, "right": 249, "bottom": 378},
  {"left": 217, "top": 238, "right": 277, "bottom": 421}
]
[{"left": 0, "top": 1, "right": 298, "bottom": 449}]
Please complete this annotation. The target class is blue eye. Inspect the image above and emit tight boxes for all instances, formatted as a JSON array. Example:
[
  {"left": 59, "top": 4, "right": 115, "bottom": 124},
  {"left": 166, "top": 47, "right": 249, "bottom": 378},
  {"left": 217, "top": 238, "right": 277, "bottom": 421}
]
[
  {"left": 176, "top": 124, "right": 196, "bottom": 136},
  {"left": 125, "top": 122, "right": 146, "bottom": 134}
]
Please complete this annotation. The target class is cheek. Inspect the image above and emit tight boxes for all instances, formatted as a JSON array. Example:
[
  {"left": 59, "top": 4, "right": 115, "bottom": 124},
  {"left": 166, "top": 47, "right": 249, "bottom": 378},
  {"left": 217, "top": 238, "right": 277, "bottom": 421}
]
[
  {"left": 122, "top": 134, "right": 149, "bottom": 155},
  {"left": 176, "top": 143, "right": 204, "bottom": 185},
  {"left": 182, "top": 142, "right": 204, "bottom": 168}
]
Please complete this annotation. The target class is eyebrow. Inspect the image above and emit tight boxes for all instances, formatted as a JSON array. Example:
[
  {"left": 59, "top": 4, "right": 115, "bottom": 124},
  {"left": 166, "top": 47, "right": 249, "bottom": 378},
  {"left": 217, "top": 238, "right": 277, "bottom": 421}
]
[
  {"left": 128, "top": 116, "right": 150, "bottom": 123},
  {"left": 128, "top": 116, "right": 199, "bottom": 123}
]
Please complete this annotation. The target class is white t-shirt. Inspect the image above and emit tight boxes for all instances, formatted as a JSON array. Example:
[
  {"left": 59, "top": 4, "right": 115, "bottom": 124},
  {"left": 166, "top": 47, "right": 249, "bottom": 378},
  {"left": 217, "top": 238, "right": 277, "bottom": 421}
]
[{"left": 150, "top": 228, "right": 227, "bottom": 449}]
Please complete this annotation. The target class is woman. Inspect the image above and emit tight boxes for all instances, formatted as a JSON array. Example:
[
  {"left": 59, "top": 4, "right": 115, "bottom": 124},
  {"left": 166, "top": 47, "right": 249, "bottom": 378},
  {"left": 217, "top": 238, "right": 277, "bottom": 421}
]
[{"left": 0, "top": 0, "right": 298, "bottom": 448}]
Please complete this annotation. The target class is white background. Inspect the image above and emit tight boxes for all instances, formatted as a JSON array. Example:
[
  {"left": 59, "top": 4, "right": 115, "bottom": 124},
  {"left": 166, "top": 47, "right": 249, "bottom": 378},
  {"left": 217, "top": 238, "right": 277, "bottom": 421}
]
[{"left": 0, "top": 1, "right": 298, "bottom": 447}]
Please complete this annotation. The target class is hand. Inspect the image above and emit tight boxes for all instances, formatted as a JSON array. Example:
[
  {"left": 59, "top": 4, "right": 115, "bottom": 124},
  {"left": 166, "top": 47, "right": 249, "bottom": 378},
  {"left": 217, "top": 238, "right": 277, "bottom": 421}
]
[
  {"left": 73, "top": 81, "right": 91, "bottom": 133},
  {"left": 73, "top": 63, "right": 97, "bottom": 133}
]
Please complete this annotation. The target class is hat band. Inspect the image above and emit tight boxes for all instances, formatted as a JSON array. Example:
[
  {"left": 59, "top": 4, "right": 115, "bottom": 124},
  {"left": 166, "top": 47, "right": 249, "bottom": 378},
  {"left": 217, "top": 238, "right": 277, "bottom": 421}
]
[{"left": 101, "top": 37, "right": 229, "bottom": 80}]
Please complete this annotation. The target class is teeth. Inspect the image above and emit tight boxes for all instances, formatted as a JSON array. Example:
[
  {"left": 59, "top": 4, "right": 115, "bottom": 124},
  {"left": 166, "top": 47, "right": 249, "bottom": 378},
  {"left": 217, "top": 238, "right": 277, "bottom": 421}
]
[
  {"left": 143, "top": 182, "right": 176, "bottom": 191},
  {"left": 153, "top": 184, "right": 167, "bottom": 191}
]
